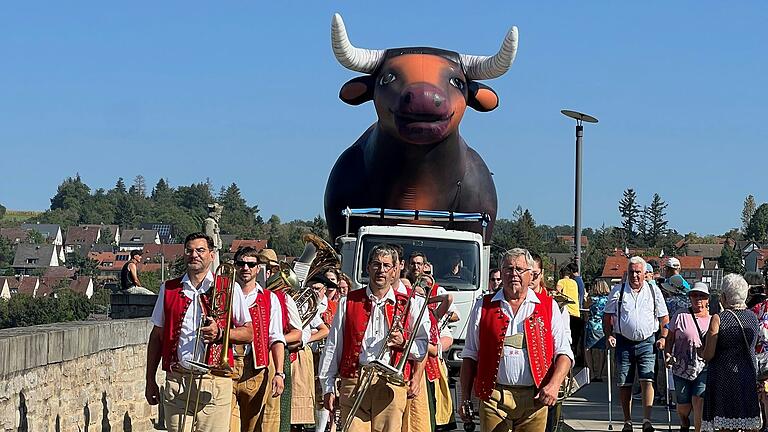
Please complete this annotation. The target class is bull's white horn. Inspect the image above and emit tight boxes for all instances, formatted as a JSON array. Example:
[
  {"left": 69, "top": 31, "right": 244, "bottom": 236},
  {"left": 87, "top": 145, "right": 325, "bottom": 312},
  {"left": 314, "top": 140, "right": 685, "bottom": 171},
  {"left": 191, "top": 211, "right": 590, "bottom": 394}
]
[
  {"left": 331, "top": 13, "right": 385, "bottom": 74},
  {"left": 461, "top": 26, "right": 518, "bottom": 80}
]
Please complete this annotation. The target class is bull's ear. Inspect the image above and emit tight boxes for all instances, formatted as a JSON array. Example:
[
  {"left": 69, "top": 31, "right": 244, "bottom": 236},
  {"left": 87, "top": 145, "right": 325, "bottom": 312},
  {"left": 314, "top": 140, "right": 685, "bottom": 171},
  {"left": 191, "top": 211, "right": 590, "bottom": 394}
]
[
  {"left": 467, "top": 82, "right": 499, "bottom": 112},
  {"left": 339, "top": 76, "right": 375, "bottom": 105}
]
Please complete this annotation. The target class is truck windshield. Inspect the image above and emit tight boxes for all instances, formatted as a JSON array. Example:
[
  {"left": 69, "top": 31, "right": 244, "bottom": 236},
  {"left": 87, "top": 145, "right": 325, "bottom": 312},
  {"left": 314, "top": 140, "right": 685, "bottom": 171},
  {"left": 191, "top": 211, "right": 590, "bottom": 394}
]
[{"left": 359, "top": 235, "right": 480, "bottom": 291}]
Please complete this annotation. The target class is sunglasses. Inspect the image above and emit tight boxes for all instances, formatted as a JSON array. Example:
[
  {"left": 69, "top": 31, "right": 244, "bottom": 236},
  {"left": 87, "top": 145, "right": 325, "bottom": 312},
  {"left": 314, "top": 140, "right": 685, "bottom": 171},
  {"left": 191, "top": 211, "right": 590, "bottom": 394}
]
[{"left": 235, "top": 261, "right": 259, "bottom": 268}]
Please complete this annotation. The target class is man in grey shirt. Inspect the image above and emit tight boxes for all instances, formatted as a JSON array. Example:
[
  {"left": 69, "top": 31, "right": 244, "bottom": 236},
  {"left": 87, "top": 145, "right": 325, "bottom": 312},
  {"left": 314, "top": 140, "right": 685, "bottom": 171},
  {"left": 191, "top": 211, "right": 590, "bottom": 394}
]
[{"left": 604, "top": 256, "right": 670, "bottom": 432}]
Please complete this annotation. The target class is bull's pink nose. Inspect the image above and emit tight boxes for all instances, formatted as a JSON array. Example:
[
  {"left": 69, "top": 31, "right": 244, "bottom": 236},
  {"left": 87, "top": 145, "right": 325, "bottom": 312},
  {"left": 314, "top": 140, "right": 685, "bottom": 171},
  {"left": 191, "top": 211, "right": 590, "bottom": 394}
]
[{"left": 399, "top": 83, "right": 449, "bottom": 113}]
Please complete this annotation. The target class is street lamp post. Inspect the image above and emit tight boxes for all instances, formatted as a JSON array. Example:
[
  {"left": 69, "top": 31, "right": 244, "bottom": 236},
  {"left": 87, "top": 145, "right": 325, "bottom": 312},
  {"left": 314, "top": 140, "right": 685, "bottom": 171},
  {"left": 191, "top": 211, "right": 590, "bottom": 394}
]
[{"left": 561, "top": 110, "right": 598, "bottom": 275}]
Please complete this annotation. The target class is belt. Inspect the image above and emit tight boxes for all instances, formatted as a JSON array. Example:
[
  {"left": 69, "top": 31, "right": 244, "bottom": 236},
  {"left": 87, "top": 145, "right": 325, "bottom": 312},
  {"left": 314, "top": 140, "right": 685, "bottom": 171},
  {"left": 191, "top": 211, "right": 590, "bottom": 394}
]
[{"left": 495, "top": 383, "right": 535, "bottom": 391}]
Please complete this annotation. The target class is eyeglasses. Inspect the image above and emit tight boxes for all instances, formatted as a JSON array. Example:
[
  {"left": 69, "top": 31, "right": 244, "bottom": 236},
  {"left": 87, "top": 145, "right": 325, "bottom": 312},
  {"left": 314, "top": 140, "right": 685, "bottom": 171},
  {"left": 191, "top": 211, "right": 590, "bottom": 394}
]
[
  {"left": 531, "top": 271, "right": 542, "bottom": 279},
  {"left": 490, "top": 277, "right": 502, "bottom": 281},
  {"left": 370, "top": 261, "right": 395, "bottom": 271},
  {"left": 184, "top": 247, "right": 209, "bottom": 256},
  {"left": 503, "top": 267, "right": 531, "bottom": 275},
  {"left": 235, "top": 261, "right": 259, "bottom": 268}
]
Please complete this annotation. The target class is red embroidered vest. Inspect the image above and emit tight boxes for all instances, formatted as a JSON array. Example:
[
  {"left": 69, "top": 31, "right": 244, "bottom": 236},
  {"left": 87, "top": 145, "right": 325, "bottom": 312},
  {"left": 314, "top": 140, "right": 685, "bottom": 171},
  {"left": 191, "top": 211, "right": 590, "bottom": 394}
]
[
  {"left": 246, "top": 288, "right": 272, "bottom": 368},
  {"left": 339, "top": 288, "right": 412, "bottom": 380},
  {"left": 474, "top": 292, "right": 555, "bottom": 401},
  {"left": 425, "top": 303, "right": 441, "bottom": 382},
  {"left": 160, "top": 275, "right": 236, "bottom": 372}
]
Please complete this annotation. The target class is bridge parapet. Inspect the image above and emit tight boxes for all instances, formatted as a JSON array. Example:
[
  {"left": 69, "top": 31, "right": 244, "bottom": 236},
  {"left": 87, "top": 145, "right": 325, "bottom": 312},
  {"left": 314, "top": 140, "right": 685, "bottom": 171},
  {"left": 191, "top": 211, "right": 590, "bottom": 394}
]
[{"left": 0, "top": 319, "right": 158, "bottom": 432}]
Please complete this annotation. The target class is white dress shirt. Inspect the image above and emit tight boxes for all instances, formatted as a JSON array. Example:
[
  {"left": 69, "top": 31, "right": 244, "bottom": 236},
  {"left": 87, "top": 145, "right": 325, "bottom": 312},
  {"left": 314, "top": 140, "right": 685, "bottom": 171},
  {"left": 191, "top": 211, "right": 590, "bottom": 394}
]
[
  {"left": 605, "top": 281, "right": 669, "bottom": 341},
  {"left": 151, "top": 271, "right": 251, "bottom": 370},
  {"left": 305, "top": 295, "right": 329, "bottom": 348},
  {"left": 318, "top": 285, "right": 431, "bottom": 394},
  {"left": 242, "top": 284, "right": 285, "bottom": 364},
  {"left": 462, "top": 288, "right": 573, "bottom": 387}
]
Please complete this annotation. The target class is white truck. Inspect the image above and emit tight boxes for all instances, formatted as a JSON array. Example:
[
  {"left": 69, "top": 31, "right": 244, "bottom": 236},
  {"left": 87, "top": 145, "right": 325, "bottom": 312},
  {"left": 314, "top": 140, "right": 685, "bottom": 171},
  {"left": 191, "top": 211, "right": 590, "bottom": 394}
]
[{"left": 336, "top": 208, "right": 491, "bottom": 374}]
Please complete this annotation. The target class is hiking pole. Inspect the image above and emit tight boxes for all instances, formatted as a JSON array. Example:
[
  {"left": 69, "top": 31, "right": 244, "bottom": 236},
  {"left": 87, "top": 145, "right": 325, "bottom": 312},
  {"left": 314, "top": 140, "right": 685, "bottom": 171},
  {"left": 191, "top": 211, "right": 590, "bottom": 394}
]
[
  {"left": 665, "top": 365, "right": 672, "bottom": 432},
  {"left": 607, "top": 348, "right": 613, "bottom": 431}
]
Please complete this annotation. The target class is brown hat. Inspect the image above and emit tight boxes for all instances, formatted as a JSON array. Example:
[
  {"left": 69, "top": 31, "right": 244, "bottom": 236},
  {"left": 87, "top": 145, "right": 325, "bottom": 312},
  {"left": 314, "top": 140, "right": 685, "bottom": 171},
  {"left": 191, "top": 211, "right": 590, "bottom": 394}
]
[{"left": 257, "top": 248, "right": 279, "bottom": 266}]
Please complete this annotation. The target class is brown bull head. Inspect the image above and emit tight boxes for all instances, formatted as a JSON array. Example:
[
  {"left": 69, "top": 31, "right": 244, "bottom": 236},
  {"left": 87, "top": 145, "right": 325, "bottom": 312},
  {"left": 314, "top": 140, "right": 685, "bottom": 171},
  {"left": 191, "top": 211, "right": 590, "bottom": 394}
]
[{"left": 331, "top": 13, "right": 518, "bottom": 145}]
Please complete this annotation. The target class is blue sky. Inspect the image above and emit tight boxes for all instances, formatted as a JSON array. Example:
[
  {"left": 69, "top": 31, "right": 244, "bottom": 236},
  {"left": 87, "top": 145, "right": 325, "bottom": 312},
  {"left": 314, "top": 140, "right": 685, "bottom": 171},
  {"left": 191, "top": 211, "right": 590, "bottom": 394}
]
[{"left": 1, "top": 2, "right": 766, "bottom": 235}]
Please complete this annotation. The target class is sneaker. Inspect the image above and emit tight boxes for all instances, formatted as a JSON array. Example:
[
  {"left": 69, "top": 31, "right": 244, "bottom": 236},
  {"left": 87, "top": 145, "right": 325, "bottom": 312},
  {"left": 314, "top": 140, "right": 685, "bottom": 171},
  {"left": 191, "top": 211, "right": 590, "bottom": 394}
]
[
  {"left": 642, "top": 421, "right": 654, "bottom": 432},
  {"left": 622, "top": 422, "right": 634, "bottom": 432}
]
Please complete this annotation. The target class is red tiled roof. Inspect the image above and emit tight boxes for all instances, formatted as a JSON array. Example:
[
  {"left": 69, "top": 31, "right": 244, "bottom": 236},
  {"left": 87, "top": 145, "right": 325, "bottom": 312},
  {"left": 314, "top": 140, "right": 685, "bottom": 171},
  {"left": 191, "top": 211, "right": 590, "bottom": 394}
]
[
  {"left": 230, "top": 239, "right": 268, "bottom": 253},
  {"left": 603, "top": 255, "right": 705, "bottom": 278},
  {"left": 142, "top": 244, "right": 185, "bottom": 263},
  {"left": 139, "top": 263, "right": 163, "bottom": 273},
  {"left": 0, "top": 277, "right": 20, "bottom": 290},
  {"left": 69, "top": 277, "right": 93, "bottom": 295},
  {"left": 17, "top": 277, "right": 38, "bottom": 296},
  {"left": 36, "top": 280, "right": 53, "bottom": 297},
  {"left": 0, "top": 228, "right": 29, "bottom": 244},
  {"left": 44, "top": 267, "right": 77, "bottom": 279},
  {"left": 556, "top": 235, "right": 589, "bottom": 246},
  {"left": 65, "top": 226, "right": 100, "bottom": 246}
]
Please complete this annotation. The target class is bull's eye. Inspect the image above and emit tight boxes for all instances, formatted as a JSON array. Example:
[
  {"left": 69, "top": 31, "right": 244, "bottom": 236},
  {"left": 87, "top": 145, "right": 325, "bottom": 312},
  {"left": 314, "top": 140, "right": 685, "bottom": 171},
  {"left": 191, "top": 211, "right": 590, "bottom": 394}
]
[
  {"left": 379, "top": 73, "right": 397, "bottom": 85},
  {"left": 449, "top": 77, "right": 465, "bottom": 91}
]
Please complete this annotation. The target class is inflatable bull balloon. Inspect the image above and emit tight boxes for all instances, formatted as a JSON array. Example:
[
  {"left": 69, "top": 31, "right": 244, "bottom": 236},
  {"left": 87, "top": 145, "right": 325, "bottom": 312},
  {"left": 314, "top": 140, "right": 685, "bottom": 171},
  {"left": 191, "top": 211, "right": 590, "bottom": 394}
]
[{"left": 324, "top": 13, "right": 518, "bottom": 243}]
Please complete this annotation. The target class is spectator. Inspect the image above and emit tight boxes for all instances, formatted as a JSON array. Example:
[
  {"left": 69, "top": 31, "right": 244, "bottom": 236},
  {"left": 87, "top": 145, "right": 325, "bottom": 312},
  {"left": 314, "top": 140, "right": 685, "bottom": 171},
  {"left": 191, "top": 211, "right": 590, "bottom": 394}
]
[
  {"left": 665, "top": 282, "right": 711, "bottom": 432},
  {"left": 749, "top": 273, "right": 768, "bottom": 429},
  {"left": 700, "top": 273, "right": 761, "bottom": 432},
  {"left": 558, "top": 264, "right": 583, "bottom": 365},
  {"left": 604, "top": 256, "right": 670, "bottom": 432},
  {"left": 489, "top": 268, "right": 502, "bottom": 293},
  {"left": 120, "top": 250, "right": 143, "bottom": 291},
  {"left": 584, "top": 280, "right": 611, "bottom": 382},
  {"left": 568, "top": 262, "right": 586, "bottom": 309},
  {"left": 337, "top": 273, "right": 351, "bottom": 297},
  {"left": 662, "top": 258, "right": 691, "bottom": 317}
]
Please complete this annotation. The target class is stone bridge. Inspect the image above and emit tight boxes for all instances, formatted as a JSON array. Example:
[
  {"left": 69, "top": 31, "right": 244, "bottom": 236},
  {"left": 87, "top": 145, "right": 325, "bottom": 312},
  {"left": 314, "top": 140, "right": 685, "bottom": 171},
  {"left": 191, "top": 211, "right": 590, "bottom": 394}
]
[{"left": 1, "top": 319, "right": 159, "bottom": 432}]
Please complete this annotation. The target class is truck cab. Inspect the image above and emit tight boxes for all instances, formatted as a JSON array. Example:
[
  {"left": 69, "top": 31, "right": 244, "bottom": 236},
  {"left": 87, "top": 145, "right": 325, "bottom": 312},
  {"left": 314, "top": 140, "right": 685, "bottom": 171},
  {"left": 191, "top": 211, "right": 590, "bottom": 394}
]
[{"left": 337, "top": 209, "right": 491, "bottom": 373}]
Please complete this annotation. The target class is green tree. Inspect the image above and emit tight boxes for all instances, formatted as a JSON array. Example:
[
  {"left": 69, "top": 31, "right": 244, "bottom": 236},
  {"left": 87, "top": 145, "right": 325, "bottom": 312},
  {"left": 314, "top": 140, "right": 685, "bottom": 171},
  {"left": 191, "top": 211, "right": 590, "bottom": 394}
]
[
  {"left": 517, "top": 209, "right": 543, "bottom": 255},
  {"left": 218, "top": 183, "right": 260, "bottom": 238},
  {"left": 581, "top": 225, "right": 620, "bottom": 285},
  {"left": 647, "top": 193, "right": 669, "bottom": 247},
  {"left": 0, "top": 203, "right": 6, "bottom": 219},
  {"left": 743, "top": 195, "right": 757, "bottom": 234},
  {"left": 618, "top": 189, "right": 640, "bottom": 244},
  {"left": 133, "top": 175, "right": 147, "bottom": 197},
  {"left": 746, "top": 203, "right": 768, "bottom": 242},
  {"left": 50, "top": 174, "right": 91, "bottom": 213},
  {"left": 0, "top": 237, "right": 13, "bottom": 271},
  {"left": 719, "top": 243, "right": 744, "bottom": 274}
]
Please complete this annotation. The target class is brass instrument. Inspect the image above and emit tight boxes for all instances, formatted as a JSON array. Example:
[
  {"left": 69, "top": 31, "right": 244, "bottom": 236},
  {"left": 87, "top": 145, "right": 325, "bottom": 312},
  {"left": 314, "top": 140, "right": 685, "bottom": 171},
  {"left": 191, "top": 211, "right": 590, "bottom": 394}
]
[
  {"left": 547, "top": 287, "right": 577, "bottom": 310},
  {"left": 181, "top": 260, "right": 237, "bottom": 432},
  {"left": 265, "top": 261, "right": 318, "bottom": 327},
  {"left": 293, "top": 233, "right": 341, "bottom": 327},
  {"left": 341, "top": 277, "right": 433, "bottom": 432}
]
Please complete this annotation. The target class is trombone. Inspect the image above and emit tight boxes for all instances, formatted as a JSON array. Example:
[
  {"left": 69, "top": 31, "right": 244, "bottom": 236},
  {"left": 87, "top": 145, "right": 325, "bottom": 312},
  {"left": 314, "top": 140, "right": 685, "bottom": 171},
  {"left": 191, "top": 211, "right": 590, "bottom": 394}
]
[
  {"left": 341, "top": 277, "right": 433, "bottom": 431},
  {"left": 180, "top": 260, "right": 237, "bottom": 432}
]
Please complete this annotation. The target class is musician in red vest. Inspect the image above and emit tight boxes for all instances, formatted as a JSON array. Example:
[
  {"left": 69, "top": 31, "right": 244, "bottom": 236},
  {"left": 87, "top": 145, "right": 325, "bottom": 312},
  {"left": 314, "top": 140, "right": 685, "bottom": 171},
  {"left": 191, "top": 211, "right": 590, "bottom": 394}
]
[
  {"left": 229, "top": 246, "right": 287, "bottom": 432},
  {"left": 318, "top": 244, "right": 431, "bottom": 432},
  {"left": 459, "top": 247, "right": 573, "bottom": 432},
  {"left": 145, "top": 233, "right": 254, "bottom": 432}
]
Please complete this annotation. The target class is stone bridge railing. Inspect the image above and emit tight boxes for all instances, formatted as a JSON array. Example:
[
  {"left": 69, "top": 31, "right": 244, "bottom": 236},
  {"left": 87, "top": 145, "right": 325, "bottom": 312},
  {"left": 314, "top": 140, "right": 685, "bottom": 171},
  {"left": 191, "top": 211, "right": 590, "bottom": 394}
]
[{"left": 0, "top": 319, "right": 160, "bottom": 432}]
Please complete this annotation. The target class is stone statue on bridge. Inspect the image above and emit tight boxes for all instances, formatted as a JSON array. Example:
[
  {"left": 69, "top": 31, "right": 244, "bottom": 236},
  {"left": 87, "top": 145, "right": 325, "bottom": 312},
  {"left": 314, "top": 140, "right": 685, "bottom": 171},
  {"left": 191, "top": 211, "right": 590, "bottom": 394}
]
[{"left": 203, "top": 203, "right": 223, "bottom": 272}]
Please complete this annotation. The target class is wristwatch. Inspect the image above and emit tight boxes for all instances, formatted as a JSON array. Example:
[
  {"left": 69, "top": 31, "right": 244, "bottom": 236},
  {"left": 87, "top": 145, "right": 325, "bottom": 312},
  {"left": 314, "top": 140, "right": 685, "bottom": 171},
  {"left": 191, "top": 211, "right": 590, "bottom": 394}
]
[{"left": 275, "top": 371, "right": 286, "bottom": 379}]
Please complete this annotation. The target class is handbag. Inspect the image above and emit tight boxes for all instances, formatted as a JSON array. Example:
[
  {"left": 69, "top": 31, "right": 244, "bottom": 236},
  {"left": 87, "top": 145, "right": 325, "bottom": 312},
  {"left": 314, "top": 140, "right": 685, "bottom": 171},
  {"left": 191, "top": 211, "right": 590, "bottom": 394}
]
[{"left": 728, "top": 309, "right": 768, "bottom": 380}]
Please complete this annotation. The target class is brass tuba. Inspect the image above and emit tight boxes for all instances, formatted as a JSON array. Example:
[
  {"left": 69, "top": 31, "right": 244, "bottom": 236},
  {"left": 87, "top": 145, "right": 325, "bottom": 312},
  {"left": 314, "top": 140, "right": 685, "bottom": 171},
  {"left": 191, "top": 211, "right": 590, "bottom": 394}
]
[{"left": 293, "top": 233, "right": 341, "bottom": 326}]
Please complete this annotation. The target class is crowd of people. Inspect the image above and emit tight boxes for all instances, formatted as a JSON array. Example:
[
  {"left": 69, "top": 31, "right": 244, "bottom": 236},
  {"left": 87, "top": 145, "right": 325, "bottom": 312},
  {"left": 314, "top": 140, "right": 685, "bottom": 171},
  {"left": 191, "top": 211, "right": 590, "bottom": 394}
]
[
  {"left": 486, "top": 253, "right": 768, "bottom": 432},
  {"left": 142, "top": 232, "right": 768, "bottom": 432},
  {"left": 144, "top": 233, "right": 472, "bottom": 432}
]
